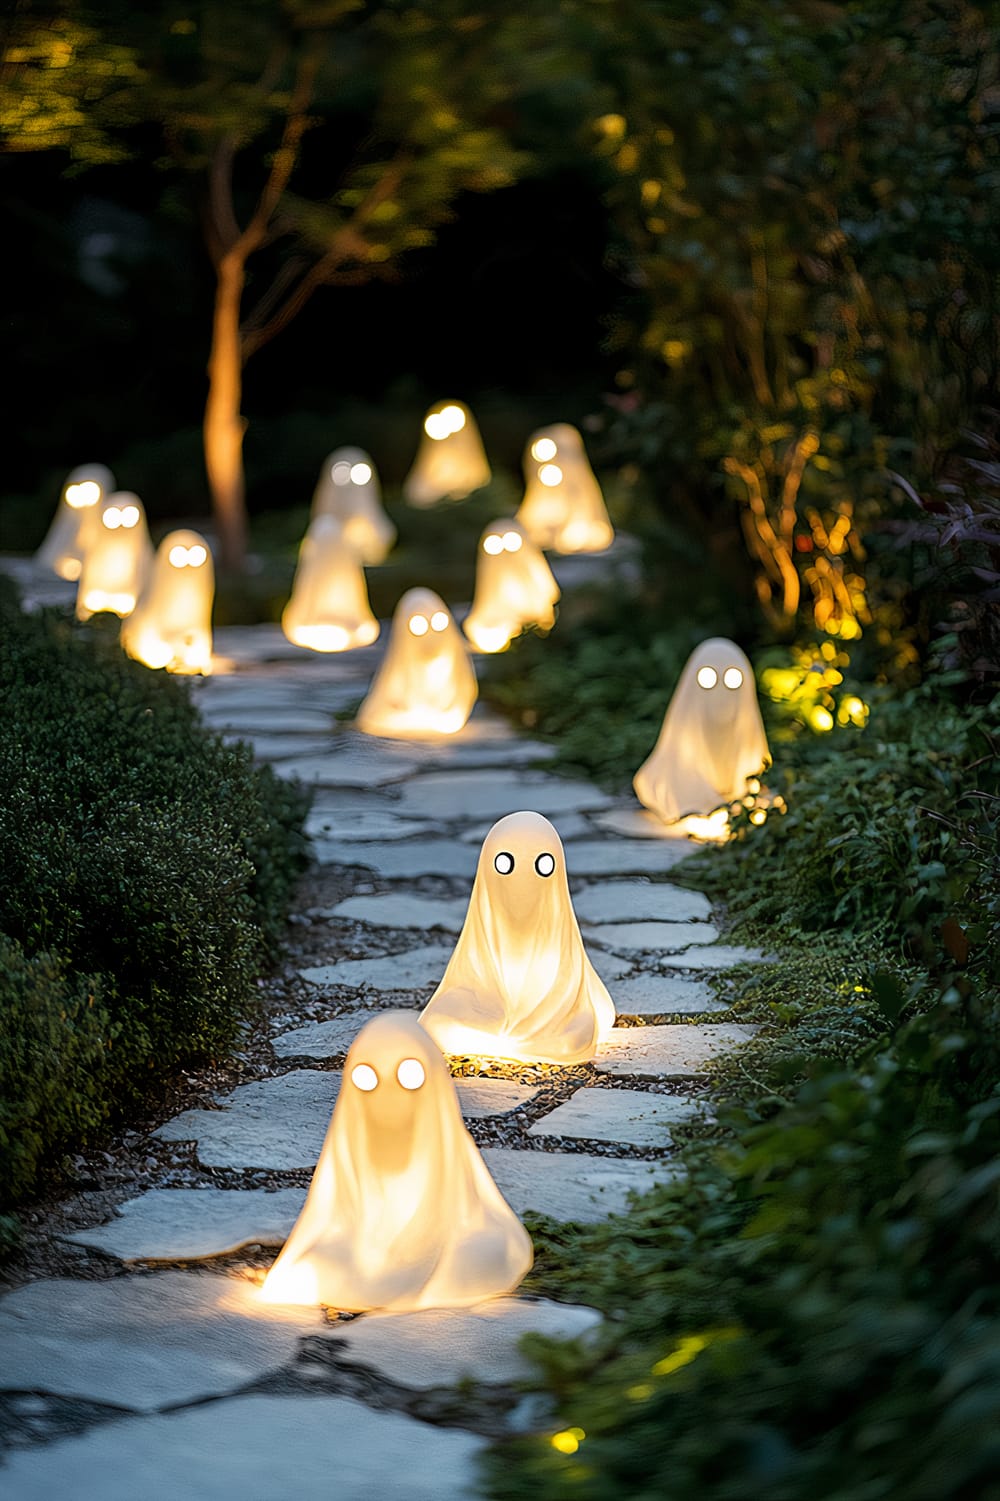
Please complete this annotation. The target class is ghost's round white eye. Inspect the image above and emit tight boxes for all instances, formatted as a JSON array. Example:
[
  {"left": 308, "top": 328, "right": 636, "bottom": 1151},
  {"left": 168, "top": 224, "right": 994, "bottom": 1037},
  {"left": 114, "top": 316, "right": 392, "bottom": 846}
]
[
  {"left": 120, "top": 506, "right": 140, "bottom": 528},
  {"left": 534, "top": 852, "right": 556, "bottom": 877},
  {"left": 396, "top": 1058, "right": 425, "bottom": 1090},
  {"left": 531, "top": 437, "right": 558, "bottom": 462},
  {"left": 351, "top": 1063, "right": 378, "bottom": 1092},
  {"left": 409, "top": 614, "right": 429, "bottom": 637},
  {"left": 332, "top": 461, "right": 352, "bottom": 484},
  {"left": 67, "top": 481, "right": 100, "bottom": 508},
  {"left": 494, "top": 851, "right": 515, "bottom": 875},
  {"left": 696, "top": 666, "right": 718, "bottom": 690},
  {"left": 539, "top": 464, "right": 563, "bottom": 487},
  {"left": 187, "top": 544, "right": 208, "bottom": 568},
  {"left": 502, "top": 531, "right": 523, "bottom": 552},
  {"left": 430, "top": 611, "right": 449, "bottom": 632},
  {"left": 168, "top": 545, "right": 189, "bottom": 568},
  {"left": 483, "top": 534, "right": 504, "bottom": 555},
  {"left": 103, "top": 506, "right": 123, "bottom": 530},
  {"left": 425, "top": 412, "right": 449, "bottom": 440},
  {"left": 723, "top": 667, "right": 744, "bottom": 690},
  {"left": 440, "top": 404, "right": 466, "bottom": 433},
  {"left": 350, "top": 462, "right": 372, "bottom": 484}
]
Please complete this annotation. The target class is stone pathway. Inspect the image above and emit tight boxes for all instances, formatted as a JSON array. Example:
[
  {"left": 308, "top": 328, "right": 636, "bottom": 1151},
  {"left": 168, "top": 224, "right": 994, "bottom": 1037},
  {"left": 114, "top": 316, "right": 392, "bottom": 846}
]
[{"left": 0, "top": 565, "right": 772, "bottom": 1498}]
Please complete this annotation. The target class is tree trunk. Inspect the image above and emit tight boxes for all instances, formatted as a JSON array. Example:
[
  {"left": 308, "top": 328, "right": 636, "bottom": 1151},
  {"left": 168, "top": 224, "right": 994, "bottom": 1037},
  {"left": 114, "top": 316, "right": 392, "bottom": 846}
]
[{"left": 204, "top": 253, "right": 248, "bottom": 573}]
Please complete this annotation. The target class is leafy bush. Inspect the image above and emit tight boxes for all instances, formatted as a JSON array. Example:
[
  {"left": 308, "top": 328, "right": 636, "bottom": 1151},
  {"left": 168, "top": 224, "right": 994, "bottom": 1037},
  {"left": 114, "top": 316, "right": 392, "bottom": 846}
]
[{"left": 0, "top": 596, "right": 309, "bottom": 1204}]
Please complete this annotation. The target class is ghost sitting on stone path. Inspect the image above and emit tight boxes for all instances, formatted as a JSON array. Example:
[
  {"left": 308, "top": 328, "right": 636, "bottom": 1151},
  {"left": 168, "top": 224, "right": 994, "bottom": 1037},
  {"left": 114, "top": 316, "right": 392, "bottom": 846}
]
[
  {"left": 463, "top": 518, "right": 560, "bottom": 654},
  {"left": 260, "top": 1011, "right": 532, "bottom": 1311},
  {"left": 37, "top": 463, "right": 116, "bottom": 582},
  {"left": 282, "top": 515, "right": 380, "bottom": 653},
  {"left": 420, "top": 811, "right": 615, "bottom": 1064},
  {"left": 121, "top": 529, "right": 214, "bottom": 674},
  {"left": 357, "top": 587, "right": 477, "bottom": 738},
  {"left": 310, "top": 447, "right": 396, "bottom": 565},
  {"left": 633, "top": 637, "right": 770, "bottom": 827},
  {"left": 514, "top": 424, "right": 613, "bottom": 554},
  {"left": 76, "top": 491, "right": 154, "bottom": 621},
  {"left": 403, "top": 400, "right": 491, "bottom": 507}
]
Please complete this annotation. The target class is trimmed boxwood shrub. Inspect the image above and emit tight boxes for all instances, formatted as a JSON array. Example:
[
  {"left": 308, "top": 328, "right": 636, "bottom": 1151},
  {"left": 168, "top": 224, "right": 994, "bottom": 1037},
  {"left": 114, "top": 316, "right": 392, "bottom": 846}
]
[{"left": 0, "top": 593, "right": 310, "bottom": 1206}]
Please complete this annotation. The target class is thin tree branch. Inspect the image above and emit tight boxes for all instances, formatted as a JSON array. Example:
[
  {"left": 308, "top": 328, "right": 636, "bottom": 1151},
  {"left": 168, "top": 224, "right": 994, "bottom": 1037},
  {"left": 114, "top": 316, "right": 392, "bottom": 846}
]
[{"left": 236, "top": 45, "right": 321, "bottom": 258}]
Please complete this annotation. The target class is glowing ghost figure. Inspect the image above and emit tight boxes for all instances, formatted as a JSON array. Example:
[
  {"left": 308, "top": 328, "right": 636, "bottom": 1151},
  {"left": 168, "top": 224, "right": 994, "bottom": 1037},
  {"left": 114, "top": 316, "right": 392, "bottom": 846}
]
[
  {"left": 120, "top": 529, "right": 215, "bottom": 674},
  {"left": 421, "top": 812, "right": 615, "bottom": 1064},
  {"left": 311, "top": 447, "right": 396, "bottom": 565},
  {"left": 261, "top": 1011, "right": 532, "bottom": 1311},
  {"left": 403, "top": 400, "right": 491, "bottom": 507},
  {"left": 357, "top": 587, "right": 477, "bottom": 738},
  {"left": 282, "top": 516, "right": 380, "bottom": 654},
  {"left": 634, "top": 637, "right": 771, "bottom": 826},
  {"left": 36, "top": 463, "right": 116, "bottom": 581},
  {"left": 515, "top": 424, "right": 613, "bottom": 554},
  {"left": 463, "top": 519, "right": 561, "bottom": 654},
  {"left": 75, "top": 491, "right": 154, "bottom": 620}
]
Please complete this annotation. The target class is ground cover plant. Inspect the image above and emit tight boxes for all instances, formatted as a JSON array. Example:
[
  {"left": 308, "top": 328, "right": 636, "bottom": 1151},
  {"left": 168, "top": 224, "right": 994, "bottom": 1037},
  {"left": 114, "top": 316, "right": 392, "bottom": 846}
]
[{"left": 0, "top": 584, "right": 309, "bottom": 1219}]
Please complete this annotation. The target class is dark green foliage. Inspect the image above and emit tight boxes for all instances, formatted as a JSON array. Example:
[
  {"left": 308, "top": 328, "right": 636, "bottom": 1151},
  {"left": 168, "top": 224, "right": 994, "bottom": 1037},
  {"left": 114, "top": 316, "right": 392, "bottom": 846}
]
[{"left": 0, "top": 596, "right": 309, "bottom": 1205}]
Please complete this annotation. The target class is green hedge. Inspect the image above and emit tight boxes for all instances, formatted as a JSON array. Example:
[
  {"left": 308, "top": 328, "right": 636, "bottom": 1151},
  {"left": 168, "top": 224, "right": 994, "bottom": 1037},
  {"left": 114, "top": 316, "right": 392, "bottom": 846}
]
[{"left": 0, "top": 595, "right": 309, "bottom": 1206}]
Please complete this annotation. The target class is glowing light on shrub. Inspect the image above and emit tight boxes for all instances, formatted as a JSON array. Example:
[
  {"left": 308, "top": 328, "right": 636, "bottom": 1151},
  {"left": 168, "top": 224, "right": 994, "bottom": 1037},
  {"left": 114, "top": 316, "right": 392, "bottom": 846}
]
[
  {"left": 421, "top": 811, "right": 615, "bottom": 1063},
  {"left": 404, "top": 401, "right": 490, "bottom": 506},
  {"left": 550, "top": 1429, "right": 585, "bottom": 1456},
  {"left": 358, "top": 587, "right": 477, "bottom": 739},
  {"left": 810, "top": 705, "right": 834, "bottom": 732},
  {"left": 282, "top": 515, "right": 380, "bottom": 653},
  {"left": 121, "top": 528, "right": 214, "bottom": 674},
  {"left": 261, "top": 1012, "right": 532, "bottom": 1310}
]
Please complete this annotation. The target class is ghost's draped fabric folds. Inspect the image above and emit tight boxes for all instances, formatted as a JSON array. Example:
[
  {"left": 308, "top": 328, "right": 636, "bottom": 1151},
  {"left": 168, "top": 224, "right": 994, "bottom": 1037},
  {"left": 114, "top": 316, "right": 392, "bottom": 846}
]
[
  {"left": 403, "top": 400, "right": 491, "bottom": 507},
  {"left": 514, "top": 424, "right": 613, "bottom": 555},
  {"left": 282, "top": 516, "right": 380, "bottom": 653},
  {"left": 463, "top": 518, "right": 560, "bottom": 654},
  {"left": 310, "top": 446, "right": 396, "bottom": 565},
  {"left": 37, "top": 463, "right": 116, "bottom": 582},
  {"left": 260, "top": 1012, "right": 532, "bottom": 1311},
  {"left": 121, "top": 529, "right": 214, "bottom": 674},
  {"left": 634, "top": 637, "right": 771, "bottom": 823},
  {"left": 421, "top": 812, "right": 615, "bottom": 1064},
  {"left": 357, "top": 587, "right": 477, "bottom": 738}
]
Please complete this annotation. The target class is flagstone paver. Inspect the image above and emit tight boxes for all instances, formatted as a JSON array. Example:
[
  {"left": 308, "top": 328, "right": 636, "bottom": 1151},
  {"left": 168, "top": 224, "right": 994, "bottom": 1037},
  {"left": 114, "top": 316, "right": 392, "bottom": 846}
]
[
  {"left": 0, "top": 1395, "right": 487, "bottom": 1501},
  {"left": 204, "top": 707, "right": 336, "bottom": 733},
  {"left": 585, "top": 919, "right": 720, "bottom": 952},
  {"left": 613, "top": 973, "right": 729, "bottom": 1015},
  {"left": 591, "top": 806, "right": 703, "bottom": 840},
  {"left": 64, "top": 1188, "right": 308, "bottom": 1262},
  {"left": 273, "top": 746, "right": 421, "bottom": 787},
  {"left": 594, "top": 1023, "right": 759, "bottom": 1079},
  {"left": 272, "top": 1010, "right": 387, "bottom": 1058},
  {"left": 528, "top": 1086, "right": 709, "bottom": 1147},
  {"left": 321, "top": 1298, "right": 601, "bottom": 1390},
  {"left": 557, "top": 838, "right": 695, "bottom": 875},
  {"left": 0, "top": 1272, "right": 322, "bottom": 1412},
  {"left": 300, "top": 945, "right": 455, "bottom": 992},
  {"left": 573, "top": 880, "right": 713, "bottom": 924},
  {"left": 306, "top": 809, "right": 438, "bottom": 842},
  {"left": 455, "top": 1078, "right": 541, "bottom": 1118},
  {"left": 330, "top": 891, "right": 470, "bottom": 930},
  {"left": 155, "top": 1070, "right": 340, "bottom": 1170},
  {"left": 315, "top": 838, "right": 480, "bottom": 877},
  {"left": 393, "top": 768, "right": 615, "bottom": 820},
  {"left": 239, "top": 734, "right": 337, "bottom": 761},
  {"left": 482, "top": 1148, "right": 685, "bottom": 1221},
  {"left": 659, "top": 944, "right": 774, "bottom": 971}
]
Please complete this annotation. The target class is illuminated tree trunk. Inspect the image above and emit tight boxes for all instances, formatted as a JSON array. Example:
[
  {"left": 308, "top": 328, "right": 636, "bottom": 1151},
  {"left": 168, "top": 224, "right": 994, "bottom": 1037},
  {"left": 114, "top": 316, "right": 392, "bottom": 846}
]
[{"left": 204, "top": 253, "right": 248, "bottom": 574}]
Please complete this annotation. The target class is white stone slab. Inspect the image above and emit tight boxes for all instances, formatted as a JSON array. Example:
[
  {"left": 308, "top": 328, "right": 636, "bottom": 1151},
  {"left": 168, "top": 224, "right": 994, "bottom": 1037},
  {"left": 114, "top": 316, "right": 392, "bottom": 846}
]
[
  {"left": 331, "top": 892, "right": 469, "bottom": 931},
  {"left": 590, "top": 805, "right": 700, "bottom": 839},
  {"left": 0, "top": 1395, "right": 485, "bottom": 1501},
  {"left": 300, "top": 947, "right": 452, "bottom": 994},
  {"left": 594, "top": 1023, "right": 758, "bottom": 1079},
  {"left": 659, "top": 944, "right": 774, "bottom": 971},
  {"left": 589, "top": 947, "right": 634, "bottom": 985},
  {"left": 205, "top": 708, "right": 335, "bottom": 733},
  {"left": 558, "top": 839, "right": 695, "bottom": 875},
  {"left": 393, "top": 769, "right": 614, "bottom": 821},
  {"left": 482, "top": 1148, "right": 684, "bottom": 1222},
  {"left": 246, "top": 735, "right": 336, "bottom": 761},
  {"left": 155, "top": 1070, "right": 339, "bottom": 1169},
  {"left": 316, "top": 839, "right": 479, "bottom": 878},
  {"left": 573, "top": 880, "right": 713, "bottom": 924},
  {"left": 63, "top": 1188, "right": 308, "bottom": 1262},
  {"left": 273, "top": 1011, "right": 382, "bottom": 1059},
  {"left": 416, "top": 735, "right": 558, "bottom": 769},
  {"left": 614, "top": 974, "right": 728, "bottom": 1015},
  {"left": 0, "top": 1273, "right": 322, "bottom": 1413},
  {"left": 324, "top": 1297, "right": 600, "bottom": 1390},
  {"left": 454, "top": 1078, "right": 539, "bottom": 1118},
  {"left": 585, "top": 920, "right": 720, "bottom": 953},
  {"left": 305, "top": 809, "right": 436, "bottom": 842},
  {"left": 529, "top": 1087, "right": 707, "bottom": 1147},
  {"left": 273, "top": 746, "right": 420, "bottom": 787}
]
